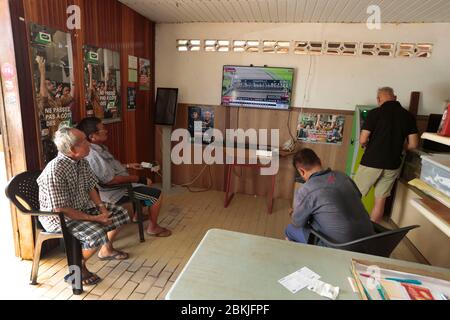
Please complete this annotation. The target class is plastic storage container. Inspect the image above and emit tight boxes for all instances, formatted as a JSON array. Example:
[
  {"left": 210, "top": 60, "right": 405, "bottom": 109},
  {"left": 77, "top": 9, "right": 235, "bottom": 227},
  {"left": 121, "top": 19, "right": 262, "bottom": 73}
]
[{"left": 420, "top": 154, "right": 450, "bottom": 197}]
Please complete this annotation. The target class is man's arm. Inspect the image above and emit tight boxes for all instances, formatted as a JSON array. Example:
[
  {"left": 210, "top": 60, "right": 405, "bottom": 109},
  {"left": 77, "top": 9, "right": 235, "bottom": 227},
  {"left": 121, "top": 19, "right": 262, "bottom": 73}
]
[
  {"left": 405, "top": 133, "right": 419, "bottom": 151},
  {"left": 291, "top": 190, "right": 314, "bottom": 228},
  {"left": 360, "top": 130, "right": 371, "bottom": 148},
  {"left": 54, "top": 207, "right": 108, "bottom": 224},
  {"left": 105, "top": 175, "right": 139, "bottom": 186},
  {"left": 36, "top": 56, "right": 48, "bottom": 98}
]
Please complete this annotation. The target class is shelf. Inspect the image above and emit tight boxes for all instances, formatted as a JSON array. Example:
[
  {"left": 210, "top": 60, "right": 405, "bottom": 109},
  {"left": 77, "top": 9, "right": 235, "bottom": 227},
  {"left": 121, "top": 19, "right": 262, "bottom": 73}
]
[
  {"left": 410, "top": 198, "right": 450, "bottom": 238},
  {"left": 421, "top": 132, "right": 450, "bottom": 146}
]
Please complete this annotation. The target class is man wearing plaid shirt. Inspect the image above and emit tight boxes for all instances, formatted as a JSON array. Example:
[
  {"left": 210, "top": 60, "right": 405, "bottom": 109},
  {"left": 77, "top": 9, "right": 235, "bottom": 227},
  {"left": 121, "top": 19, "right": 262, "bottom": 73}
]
[{"left": 37, "top": 127, "right": 131, "bottom": 286}]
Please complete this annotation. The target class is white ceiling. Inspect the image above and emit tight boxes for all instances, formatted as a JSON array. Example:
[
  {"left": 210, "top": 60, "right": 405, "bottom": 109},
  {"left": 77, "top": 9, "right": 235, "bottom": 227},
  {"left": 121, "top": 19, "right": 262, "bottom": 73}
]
[{"left": 119, "top": 0, "right": 450, "bottom": 24}]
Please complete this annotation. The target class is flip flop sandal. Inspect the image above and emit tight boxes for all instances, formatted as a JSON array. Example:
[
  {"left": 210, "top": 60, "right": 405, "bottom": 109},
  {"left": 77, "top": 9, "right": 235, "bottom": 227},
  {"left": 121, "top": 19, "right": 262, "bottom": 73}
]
[
  {"left": 82, "top": 273, "right": 101, "bottom": 286},
  {"left": 98, "top": 250, "right": 129, "bottom": 261},
  {"left": 64, "top": 272, "right": 101, "bottom": 286}
]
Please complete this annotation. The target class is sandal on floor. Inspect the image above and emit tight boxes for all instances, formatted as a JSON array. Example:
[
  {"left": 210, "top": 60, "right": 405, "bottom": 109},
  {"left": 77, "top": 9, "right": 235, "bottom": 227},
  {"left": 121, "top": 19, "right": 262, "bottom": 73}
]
[
  {"left": 146, "top": 228, "right": 172, "bottom": 237},
  {"left": 64, "top": 272, "right": 102, "bottom": 286},
  {"left": 82, "top": 273, "right": 102, "bottom": 286},
  {"left": 98, "top": 250, "right": 129, "bottom": 261}
]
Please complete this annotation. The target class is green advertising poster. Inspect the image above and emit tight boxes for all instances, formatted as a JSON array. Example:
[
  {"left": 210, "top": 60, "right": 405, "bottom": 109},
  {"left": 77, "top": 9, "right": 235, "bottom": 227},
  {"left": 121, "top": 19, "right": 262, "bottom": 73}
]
[
  {"left": 29, "top": 23, "right": 74, "bottom": 164},
  {"left": 83, "top": 45, "right": 122, "bottom": 123}
]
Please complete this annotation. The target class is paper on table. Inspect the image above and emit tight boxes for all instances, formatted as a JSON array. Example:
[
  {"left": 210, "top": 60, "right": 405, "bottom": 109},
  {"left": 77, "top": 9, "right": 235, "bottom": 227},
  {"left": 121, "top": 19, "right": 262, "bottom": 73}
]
[
  {"left": 278, "top": 267, "right": 321, "bottom": 294},
  {"left": 307, "top": 279, "right": 340, "bottom": 300}
]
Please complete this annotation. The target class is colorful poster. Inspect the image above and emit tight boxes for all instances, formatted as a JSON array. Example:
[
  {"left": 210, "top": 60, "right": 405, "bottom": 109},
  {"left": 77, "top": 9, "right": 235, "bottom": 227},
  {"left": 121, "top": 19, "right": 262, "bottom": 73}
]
[
  {"left": 127, "top": 87, "right": 136, "bottom": 110},
  {"left": 29, "top": 23, "right": 74, "bottom": 164},
  {"left": 188, "top": 106, "right": 215, "bottom": 144},
  {"left": 139, "top": 58, "right": 151, "bottom": 91},
  {"left": 84, "top": 45, "right": 121, "bottom": 123},
  {"left": 297, "top": 113, "right": 345, "bottom": 145}
]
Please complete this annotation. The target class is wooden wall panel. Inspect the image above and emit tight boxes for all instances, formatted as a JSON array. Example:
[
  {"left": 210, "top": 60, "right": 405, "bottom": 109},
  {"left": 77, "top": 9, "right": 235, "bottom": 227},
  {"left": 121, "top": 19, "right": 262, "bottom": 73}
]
[
  {"left": 20, "top": 0, "right": 155, "bottom": 165},
  {"left": 159, "top": 105, "right": 429, "bottom": 201},
  {"left": 158, "top": 104, "right": 354, "bottom": 200}
]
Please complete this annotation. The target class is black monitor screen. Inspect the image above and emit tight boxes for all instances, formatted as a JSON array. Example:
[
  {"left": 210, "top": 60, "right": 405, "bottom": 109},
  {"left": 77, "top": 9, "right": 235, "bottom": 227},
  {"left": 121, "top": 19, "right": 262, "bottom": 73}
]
[{"left": 154, "top": 88, "right": 178, "bottom": 126}]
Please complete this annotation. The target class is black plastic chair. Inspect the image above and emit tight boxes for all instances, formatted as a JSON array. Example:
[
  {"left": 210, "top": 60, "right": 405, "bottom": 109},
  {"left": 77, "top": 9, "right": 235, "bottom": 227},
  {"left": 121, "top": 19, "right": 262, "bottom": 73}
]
[
  {"left": 99, "top": 183, "right": 145, "bottom": 243},
  {"left": 5, "top": 171, "right": 83, "bottom": 295},
  {"left": 307, "top": 222, "right": 420, "bottom": 258}
]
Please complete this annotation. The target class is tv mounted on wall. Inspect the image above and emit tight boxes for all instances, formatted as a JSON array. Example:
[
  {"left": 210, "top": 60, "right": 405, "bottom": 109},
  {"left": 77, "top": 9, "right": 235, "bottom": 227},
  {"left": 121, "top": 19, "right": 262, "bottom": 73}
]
[{"left": 221, "top": 65, "right": 294, "bottom": 110}]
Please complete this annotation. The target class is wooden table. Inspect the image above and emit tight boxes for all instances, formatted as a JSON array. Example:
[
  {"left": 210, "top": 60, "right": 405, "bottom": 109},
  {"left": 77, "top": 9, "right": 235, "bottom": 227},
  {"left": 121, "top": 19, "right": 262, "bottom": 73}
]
[
  {"left": 224, "top": 163, "right": 276, "bottom": 214},
  {"left": 166, "top": 229, "right": 450, "bottom": 300},
  {"left": 223, "top": 147, "right": 277, "bottom": 214}
]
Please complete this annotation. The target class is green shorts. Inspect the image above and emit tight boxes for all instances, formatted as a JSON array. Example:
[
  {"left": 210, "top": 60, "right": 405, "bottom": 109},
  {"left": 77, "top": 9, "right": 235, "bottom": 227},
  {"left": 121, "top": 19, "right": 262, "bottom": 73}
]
[{"left": 354, "top": 165, "right": 401, "bottom": 198}]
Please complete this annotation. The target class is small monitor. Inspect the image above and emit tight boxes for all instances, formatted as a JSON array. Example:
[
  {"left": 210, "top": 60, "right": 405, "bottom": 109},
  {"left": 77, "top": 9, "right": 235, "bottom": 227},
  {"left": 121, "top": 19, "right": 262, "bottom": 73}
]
[{"left": 154, "top": 88, "right": 178, "bottom": 126}]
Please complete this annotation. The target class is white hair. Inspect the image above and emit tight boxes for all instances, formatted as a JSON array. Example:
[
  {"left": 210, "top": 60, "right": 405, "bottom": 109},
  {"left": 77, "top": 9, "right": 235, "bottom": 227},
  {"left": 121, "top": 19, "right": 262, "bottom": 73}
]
[
  {"left": 378, "top": 87, "right": 396, "bottom": 97},
  {"left": 53, "top": 127, "right": 78, "bottom": 155}
]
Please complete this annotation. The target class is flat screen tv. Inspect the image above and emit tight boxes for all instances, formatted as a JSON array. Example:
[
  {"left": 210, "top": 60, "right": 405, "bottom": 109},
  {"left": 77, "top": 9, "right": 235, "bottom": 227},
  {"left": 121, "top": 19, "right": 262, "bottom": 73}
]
[
  {"left": 154, "top": 88, "right": 178, "bottom": 126},
  {"left": 221, "top": 65, "right": 294, "bottom": 110}
]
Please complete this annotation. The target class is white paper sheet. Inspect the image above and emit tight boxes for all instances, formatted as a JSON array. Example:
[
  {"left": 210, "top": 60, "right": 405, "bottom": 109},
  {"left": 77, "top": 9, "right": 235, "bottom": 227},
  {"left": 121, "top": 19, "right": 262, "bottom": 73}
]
[{"left": 279, "top": 267, "right": 321, "bottom": 294}]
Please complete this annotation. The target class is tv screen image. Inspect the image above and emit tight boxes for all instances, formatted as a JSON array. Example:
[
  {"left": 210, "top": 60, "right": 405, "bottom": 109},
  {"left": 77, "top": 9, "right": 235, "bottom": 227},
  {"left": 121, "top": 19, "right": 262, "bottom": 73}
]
[
  {"left": 154, "top": 88, "right": 178, "bottom": 126},
  {"left": 221, "top": 65, "right": 294, "bottom": 110}
]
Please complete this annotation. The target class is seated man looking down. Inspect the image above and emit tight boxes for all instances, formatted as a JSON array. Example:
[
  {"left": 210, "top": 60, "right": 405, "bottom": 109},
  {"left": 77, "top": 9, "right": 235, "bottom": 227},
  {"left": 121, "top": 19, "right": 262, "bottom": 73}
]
[
  {"left": 77, "top": 117, "right": 171, "bottom": 237},
  {"left": 37, "top": 127, "right": 130, "bottom": 286},
  {"left": 285, "top": 148, "right": 375, "bottom": 245}
]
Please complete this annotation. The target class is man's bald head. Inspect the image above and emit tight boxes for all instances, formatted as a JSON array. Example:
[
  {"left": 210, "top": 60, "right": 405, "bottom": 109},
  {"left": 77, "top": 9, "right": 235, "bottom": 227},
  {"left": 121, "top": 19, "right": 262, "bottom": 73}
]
[{"left": 377, "top": 87, "right": 397, "bottom": 106}]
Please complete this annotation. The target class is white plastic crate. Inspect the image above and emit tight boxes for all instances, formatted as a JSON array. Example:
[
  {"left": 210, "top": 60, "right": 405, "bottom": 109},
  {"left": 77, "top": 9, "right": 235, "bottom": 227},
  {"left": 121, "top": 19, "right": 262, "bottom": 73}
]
[{"left": 420, "top": 154, "right": 450, "bottom": 197}]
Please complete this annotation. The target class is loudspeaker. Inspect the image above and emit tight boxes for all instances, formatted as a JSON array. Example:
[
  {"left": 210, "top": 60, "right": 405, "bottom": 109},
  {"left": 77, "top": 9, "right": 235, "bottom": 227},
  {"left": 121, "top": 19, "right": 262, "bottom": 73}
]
[{"left": 154, "top": 88, "right": 178, "bottom": 126}]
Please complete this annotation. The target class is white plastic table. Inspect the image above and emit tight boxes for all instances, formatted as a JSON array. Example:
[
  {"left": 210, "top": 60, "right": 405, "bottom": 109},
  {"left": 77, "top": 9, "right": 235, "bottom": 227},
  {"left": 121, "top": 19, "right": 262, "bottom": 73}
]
[{"left": 166, "top": 229, "right": 450, "bottom": 300}]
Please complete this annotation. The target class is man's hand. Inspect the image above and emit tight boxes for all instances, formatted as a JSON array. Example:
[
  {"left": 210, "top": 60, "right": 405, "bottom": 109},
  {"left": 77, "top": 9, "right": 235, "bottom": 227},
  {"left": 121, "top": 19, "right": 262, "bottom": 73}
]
[
  {"left": 147, "top": 178, "right": 153, "bottom": 187},
  {"left": 36, "top": 56, "right": 46, "bottom": 73},
  {"left": 95, "top": 208, "right": 112, "bottom": 225}
]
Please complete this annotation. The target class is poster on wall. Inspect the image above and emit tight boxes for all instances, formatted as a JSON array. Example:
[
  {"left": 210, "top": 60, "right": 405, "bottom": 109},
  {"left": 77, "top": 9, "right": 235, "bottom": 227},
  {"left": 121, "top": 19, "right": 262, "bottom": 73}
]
[
  {"left": 128, "top": 55, "right": 138, "bottom": 83},
  {"left": 188, "top": 106, "right": 215, "bottom": 144},
  {"left": 83, "top": 45, "right": 121, "bottom": 123},
  {"left": 29, "top": 23, "right": 75, "bottom": 164},
  {"left": 127, "top": 87, "right": 136, "bottom": 110},
  {"left": 139, "top": 58, "right": 151, "bottom": 91},
  {"left": 296, "top": 113, "right": 345, "bottom": 145}
]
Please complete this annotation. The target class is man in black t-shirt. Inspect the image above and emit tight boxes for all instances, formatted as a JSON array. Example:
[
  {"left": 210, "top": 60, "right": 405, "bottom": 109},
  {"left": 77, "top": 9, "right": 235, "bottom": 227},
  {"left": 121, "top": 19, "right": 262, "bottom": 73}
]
[{"left": 354, "top": 87, "right": 419, "bottom": 223}]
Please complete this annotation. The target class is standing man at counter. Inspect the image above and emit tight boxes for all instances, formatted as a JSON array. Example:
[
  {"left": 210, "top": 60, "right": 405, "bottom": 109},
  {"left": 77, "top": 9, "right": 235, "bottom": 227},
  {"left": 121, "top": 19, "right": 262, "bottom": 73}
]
[{"left": 354, "top": 87, "right": 419, "bottom": 223}]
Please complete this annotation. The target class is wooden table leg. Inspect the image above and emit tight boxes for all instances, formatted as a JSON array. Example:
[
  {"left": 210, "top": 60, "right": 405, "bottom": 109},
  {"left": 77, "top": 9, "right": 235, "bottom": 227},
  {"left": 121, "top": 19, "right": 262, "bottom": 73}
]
[
  {"left": 224, "top": 164, "right": 235, "bottom": 208},
  {"left": 268, "top": 174, "right": 276, "bottom": 214}
]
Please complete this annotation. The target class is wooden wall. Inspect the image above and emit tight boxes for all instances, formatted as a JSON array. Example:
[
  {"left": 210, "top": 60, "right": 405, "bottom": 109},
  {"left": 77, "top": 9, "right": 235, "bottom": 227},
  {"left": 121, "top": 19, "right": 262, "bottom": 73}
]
[
  {"left": 155, "top": 104, "right": 354, "bottom": 200},
  {"left": 14, "top": 0, "right": 155, "bottom": 168},
  {"left": 155, "top": 104, "right": 430, "bottom": 201}
]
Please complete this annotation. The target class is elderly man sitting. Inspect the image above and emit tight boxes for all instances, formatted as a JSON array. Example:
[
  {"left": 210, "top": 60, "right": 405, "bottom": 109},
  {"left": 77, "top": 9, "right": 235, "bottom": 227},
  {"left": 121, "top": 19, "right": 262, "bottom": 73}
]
[
  {"left": 37, "top": 127, "right": 131, "bottom": 286},
  {"left": 77, "top": 117, "right": 171, "bottom": 237}
]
